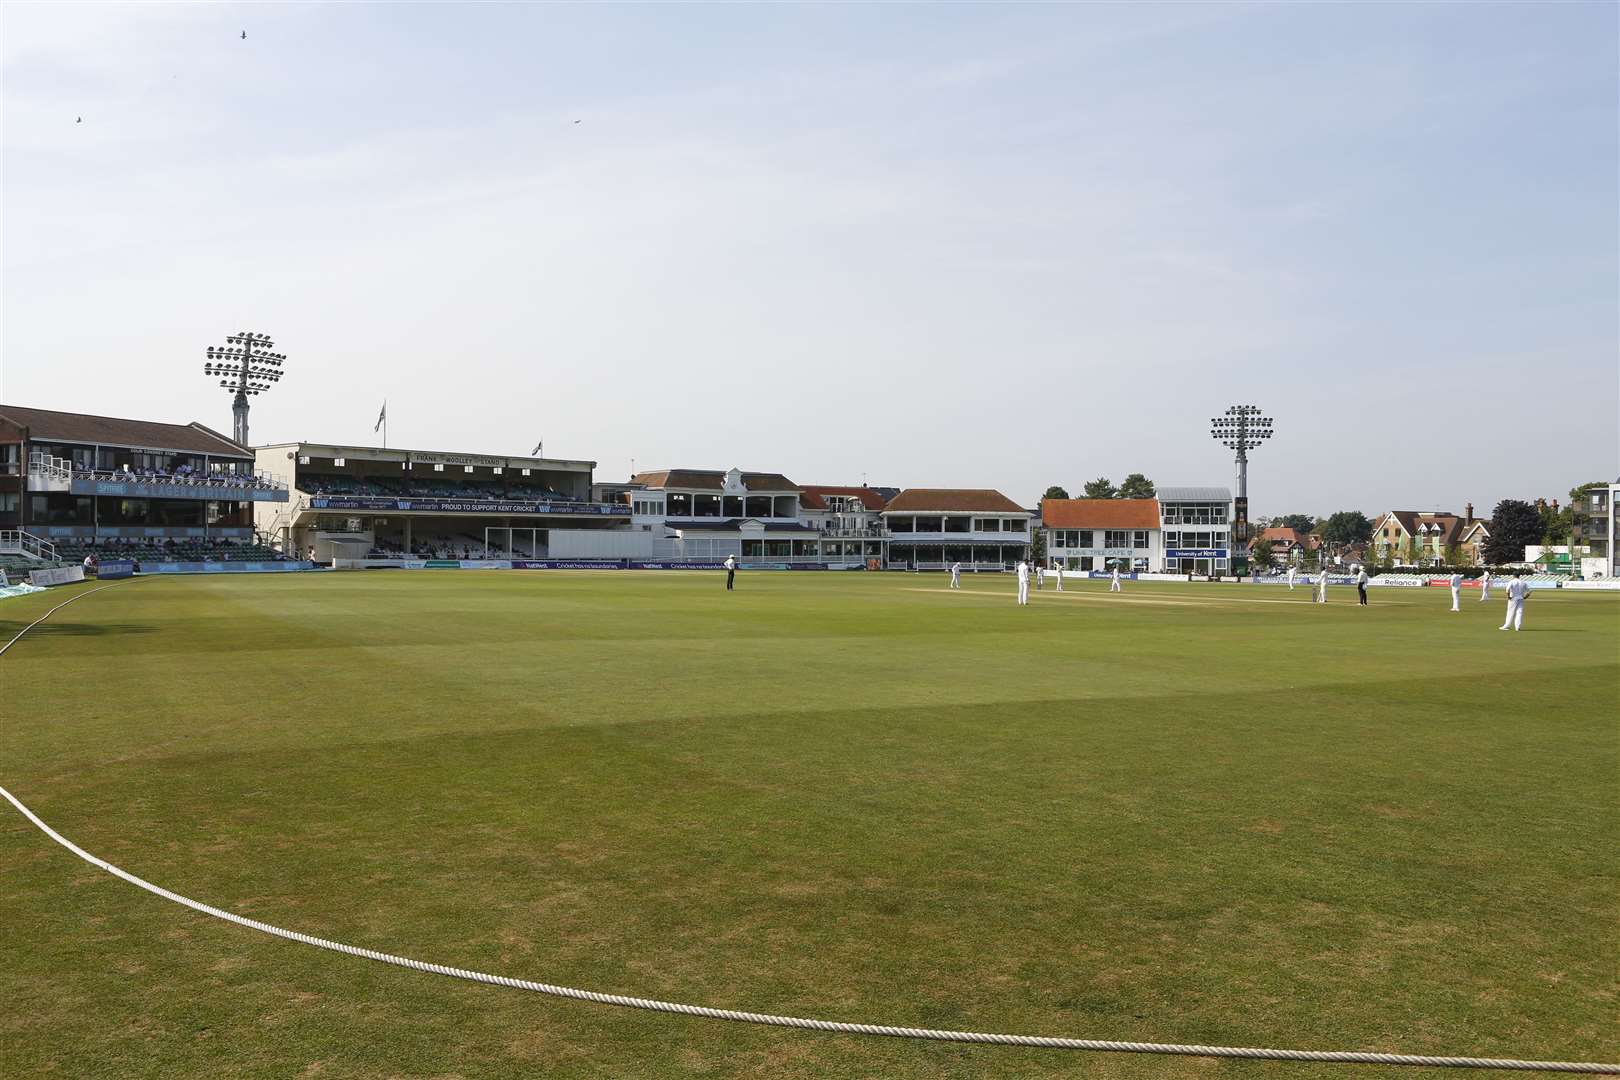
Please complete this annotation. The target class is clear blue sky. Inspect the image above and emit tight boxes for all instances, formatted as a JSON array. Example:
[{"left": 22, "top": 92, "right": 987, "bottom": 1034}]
[{"left": 3, "top": 1, "right": 1615, "bottom": 516}]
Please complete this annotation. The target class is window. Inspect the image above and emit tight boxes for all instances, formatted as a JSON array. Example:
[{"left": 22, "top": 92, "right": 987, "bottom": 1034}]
[
  {"left": 1134, "top": 530, "right": 1148, "bottom": 548},
  {"left": 434, "top": 464, "right": 445, "bottom": 472},
  {"left": 493, "top": 467, "right": 503, "bottom": 475},
  {"left": 464, "top": 466, "right": 474, "bottom": 474},
  {"left": 0, "top": 491, "right": 17, "bottom": 512},
  {"left": 521, "top": 468, "right": 531, "bottom": 476},
  {"left": 334, "top": 457, "right": 345, "bottom": 467},
  {"left": 1105, "top": 530, "right": 1130, "bottom": 548}
]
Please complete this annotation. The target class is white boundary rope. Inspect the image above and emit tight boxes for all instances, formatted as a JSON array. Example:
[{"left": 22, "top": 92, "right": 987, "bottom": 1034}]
[{"left": 3, "top": 581, "right": 1616, "bottom": 1073}]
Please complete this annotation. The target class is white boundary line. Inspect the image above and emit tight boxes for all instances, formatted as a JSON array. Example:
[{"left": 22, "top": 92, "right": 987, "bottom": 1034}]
[{"left": 2, "top": 579, "right": 1616, "bottom": 1073}]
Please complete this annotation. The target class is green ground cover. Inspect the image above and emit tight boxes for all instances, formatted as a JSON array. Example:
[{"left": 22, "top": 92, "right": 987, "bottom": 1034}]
[{"left": 1, "top": 571, "right": 1615, "bottom": 1078}]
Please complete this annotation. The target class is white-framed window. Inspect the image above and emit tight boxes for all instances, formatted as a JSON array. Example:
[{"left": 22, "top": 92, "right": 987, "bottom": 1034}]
[
  {"left": 1133, "top": 530, "right": 1148, "bottom": 548},
  {"left": 434, "top": 464, "right": 444, "bottom": 472},
  {"left": 334, "top": 457, "right": 346, "bottom": 467},
  {"left": 464, "top": 465, "right": 474, "bottom": 473},
  {"left": 521, "top": 468, "right": 531, "bottom": 476},
  {"left": 493, "top": 467, "right": 503, "bottom": 475}
]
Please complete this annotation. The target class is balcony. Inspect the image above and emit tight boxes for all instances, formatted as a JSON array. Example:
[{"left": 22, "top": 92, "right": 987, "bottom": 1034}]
[
  {"left": 819, "top": 525, "right": 888, "bottom": 538},
  {"left": 72, "top": 469, "right": 289, "bottom": 503},
  {"left": 889, "top": 530, "right": 1029, "bottom": 543}
]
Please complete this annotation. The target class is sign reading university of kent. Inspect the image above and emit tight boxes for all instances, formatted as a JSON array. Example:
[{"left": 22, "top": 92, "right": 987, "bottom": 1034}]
[
  {"left": 1166, "top": 548, "right": 1228, "bottom": 559},
  {"left": 309, "top": 496, "right": 624, "bottom": 515},
  {"left": 78, "top": 478, "right": 288, "bottom": 503}
]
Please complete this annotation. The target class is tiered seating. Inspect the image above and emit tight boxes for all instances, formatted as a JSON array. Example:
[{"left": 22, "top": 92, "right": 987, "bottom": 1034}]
[
  {"left": 95, "top": 466, "right": 275, "bottom": 490},
  {"left": 56, "top": 540, "right": 290, "bottom": 563},
  {"left": 303, "top": 475, "right": 583, "bottom": 503}
]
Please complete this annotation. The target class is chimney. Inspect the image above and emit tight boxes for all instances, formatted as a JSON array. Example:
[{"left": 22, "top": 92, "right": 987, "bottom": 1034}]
[
  {"left": 1465, "top": 502, "right": 1474, "bottom": 526},
  {"left": 1536, "top": 498, "right": 1546, "bottom": 512}
]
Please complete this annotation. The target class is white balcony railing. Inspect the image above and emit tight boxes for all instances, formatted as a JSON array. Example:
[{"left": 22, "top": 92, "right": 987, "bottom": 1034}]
[
  {"left": 0, "top": 529, "right": 57, "bottom": 562},
  {"left": 26, "top": 452, "right": 73, "bottom": 492},
  {"left": 887, "top": 531, "right": 1030, "bottom": 543}
]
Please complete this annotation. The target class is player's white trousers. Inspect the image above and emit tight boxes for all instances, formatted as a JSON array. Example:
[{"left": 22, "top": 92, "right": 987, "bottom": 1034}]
[
  {"left": 1450, "top": 587, "right": 1460, "bottom": 611},
  {"left": 1500, "top": 598, "right": 1522, "bottom": 630},
  {"left": 1017, "top": 581, "right": 1029, "bottom": 605},
  {"left": 1110, "top": 580, "right": 1121, "bottom": 592}
]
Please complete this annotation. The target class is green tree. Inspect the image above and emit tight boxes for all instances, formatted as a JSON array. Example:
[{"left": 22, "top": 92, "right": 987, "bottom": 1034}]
[
  {"left": 1272, "top": 513, "right": 1316, "bottom": 533},
  {"left": 1442, "top": 542, "right": 1463, "bottom": 567},
  {"left": 1569, "top": 480, "right": 1606, "bottom": 504},
  {"left": 1319, "top": 510, "right": 1373, "bottom": 547},
  {"left": 1248, "top": 535, "right": 1276, "bottom": 571},
  {"left": 1082, "top": 477, "right": 1116, "bottom": 499},
  {"left": 1117, "top": 473, "right": 1155, "bottom": 499},
  {"left": 1042, "top": 485, "right": 1070, "bottom": 501},
  {"left": 1539, "top": 501, "right": 1572, "bottom": 544},
  {"left": 1483, "top": 500, "right": 1541, "bottom": 565}
]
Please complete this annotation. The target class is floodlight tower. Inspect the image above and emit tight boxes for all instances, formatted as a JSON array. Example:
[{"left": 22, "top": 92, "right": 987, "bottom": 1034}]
[
  {"left": 1210, "top": 403, "right": 1273, "bottom": 502},
  {"left": 202, "top": 331, "right": 286, "bottom": 445}
]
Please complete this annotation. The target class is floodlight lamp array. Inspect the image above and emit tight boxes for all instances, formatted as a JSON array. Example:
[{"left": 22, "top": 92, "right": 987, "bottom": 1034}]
[
  {"left": 201, "top": 331, "right": 287, "bottom": 397},
  {"left": 1209, "top": 403, "right": 1274, "bottom": 451}
]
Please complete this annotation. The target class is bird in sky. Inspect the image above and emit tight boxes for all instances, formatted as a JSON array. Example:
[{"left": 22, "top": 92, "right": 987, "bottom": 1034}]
[
  {"left": 76, "top": 116, "right": 82, "bottom": 123},
  {"left": 241, "top": 30, "right": 247, "bottom": 40},
  {"left": 574, "top": 120, "right": 581, "bottom": 124}
]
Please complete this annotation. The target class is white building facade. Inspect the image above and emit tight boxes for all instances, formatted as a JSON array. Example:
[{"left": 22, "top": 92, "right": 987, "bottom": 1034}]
[
  {"left": 1157, "top": 485, "right": 1235, "bottom": 576},
  {"left": 881, "top": 488, "right": 1031, "bottom": 569},
  {"left": 1040, "top": 497, "right": 1162, "bottom": 572}
]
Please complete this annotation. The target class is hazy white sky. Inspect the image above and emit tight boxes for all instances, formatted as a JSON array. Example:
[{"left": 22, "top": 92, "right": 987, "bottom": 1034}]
[{"left": 3, "top": 2, "right": 1615, "bottom": 516}]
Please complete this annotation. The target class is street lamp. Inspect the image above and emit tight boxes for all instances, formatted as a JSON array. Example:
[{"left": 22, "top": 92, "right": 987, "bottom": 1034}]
[{"left": 202, "top": 330, "right": 286, "bottom": 446}]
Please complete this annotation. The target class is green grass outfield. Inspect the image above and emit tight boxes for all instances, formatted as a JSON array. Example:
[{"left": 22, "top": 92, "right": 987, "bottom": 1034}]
[{"left": 1, "top": 570, "right": 1615, "bottom": 1079}]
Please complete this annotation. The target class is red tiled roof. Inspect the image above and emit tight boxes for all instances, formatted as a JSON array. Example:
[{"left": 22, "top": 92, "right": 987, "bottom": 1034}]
[
  {"left": 884, "top": 488, "right": 1027, "bottom": 514},
  {"left": 1259, "top": 526, "right": 1308, "bottom": 544},
  {"left": 799, "top": 485, "right": 889, "bottom": 511},
  {"left": 1040, "top": 498, "right": 1159, "bottom": 529}
]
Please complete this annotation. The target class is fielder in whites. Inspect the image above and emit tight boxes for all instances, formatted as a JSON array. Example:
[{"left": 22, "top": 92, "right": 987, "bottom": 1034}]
[
  {"left": 1016, "top": 559, "right": 1030, "bottom": 606},
  {"left": 1053, "top": 561, "right": 1064, "bottom": 591},
  {"left": 1449, "top": 571, "right": 1462, "bottom": 612},
  {"left": 1287, "top": 566, "right": 1297, "bottom": 590},
  {"left": 1316, "top": 568, "right": 1329, "bottom": 603},
  {"left": 949, "top": 561, "right": 961, "bottom": 589},
  {"left": 1036, "top": 565, "right": 1045, "bottom": 590},
  {"left": 1479, "top": 568, "right": 1492, "bottom": 601},
  {"left": 1499, "top": 576, "right": 1528, "bottom": 631},
  {"left": 1110, "top": 565, "right": 1123, "bottom": 592}
]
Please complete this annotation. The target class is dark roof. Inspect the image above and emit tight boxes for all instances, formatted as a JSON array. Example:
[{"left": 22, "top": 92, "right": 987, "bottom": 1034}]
[
  {"left": 1381, "top": 511, "right": 1465, "bottom": 544},
  {"left": 799, "top": 485, "right": 890, "bottom": 511},
  {"left": 631, "top": 468, "right": 798, "bottom": 492},
  {"left": 663, "top": 519, "right": 818, "bottom": 533},
  {"left": 883, "top": 488, "right": 1027, "bottom": 514},
  {"left": 1041, "top": 498, "right": 1159, "bottom": 529},
  {"left": 0, "top": 404, "right": 251, "bottom": 458}
]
